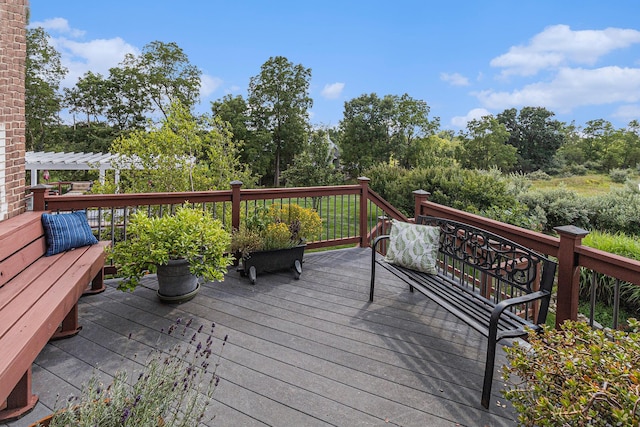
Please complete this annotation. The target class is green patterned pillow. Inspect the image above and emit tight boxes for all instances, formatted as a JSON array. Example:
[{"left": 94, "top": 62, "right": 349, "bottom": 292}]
[{"left": 384, "top": 220, "right": 440, "bottom": 274}]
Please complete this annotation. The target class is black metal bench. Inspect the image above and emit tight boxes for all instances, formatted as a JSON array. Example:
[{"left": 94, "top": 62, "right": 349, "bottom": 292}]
[{"left": 369, "top": 215, "right": 557, "bottom": 408}]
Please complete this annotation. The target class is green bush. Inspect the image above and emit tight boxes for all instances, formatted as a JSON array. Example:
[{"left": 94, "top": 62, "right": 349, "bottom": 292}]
[
  {"left": 366, "top": 164, "right": 519, "bottom": 217},
  {"left": 587, "top": 189, "right": 640, "bottom": 236},
  {"left": 517, "top": 187, "right": 591, "bottom": 232},
  {"left": 502, "top": 320, "right": 640, "bottom": 426},
  {"left": 609, "top": 168, "right": 632, "bottom": 183}
]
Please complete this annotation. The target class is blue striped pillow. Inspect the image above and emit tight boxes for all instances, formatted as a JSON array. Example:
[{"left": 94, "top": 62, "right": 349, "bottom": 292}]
[{"left": 41, "top": 211, "right": 99, "bottom": 256}]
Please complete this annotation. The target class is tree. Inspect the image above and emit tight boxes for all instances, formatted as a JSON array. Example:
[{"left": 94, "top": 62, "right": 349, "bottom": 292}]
[
  {"left": 247, "top": 56, "right": 312, "bottom": 187},
  {"left": 119, "top": 41, "right": 202, "bottom": 120},
  {"left": 338, "top": 93, "right": 394, "bottom": 177},
  {"left": 63, "top": 71, "right": 110, "bottom": 126},
  {"left": 457, "top": 115, "right": 516, "bottom": 170},
  {"left": 25, "top": 26, "right": 67, "bottom": 150},
  {"left": 389, "top": 94, "right": 439, "bottom": 168},
  {"left": 280, "top": 128, "right": 343, "bottom": 188},
  {"left": 338, "top": 93, "right": 438, "bottom": 176},
  {"left": 107, "top": 102, "right": 254, "bottom": 194},
  {"left": 497, "top": 107, "right": 565, "bottom": 172}
]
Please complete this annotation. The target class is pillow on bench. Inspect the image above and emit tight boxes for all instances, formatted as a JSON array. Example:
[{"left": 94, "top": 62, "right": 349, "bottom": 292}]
[
  {"left": 42, "top": 210, "right": 99, "bottom": 256},
  {"left": 384, "top": 220, "right": 440, "bottom": 274}
]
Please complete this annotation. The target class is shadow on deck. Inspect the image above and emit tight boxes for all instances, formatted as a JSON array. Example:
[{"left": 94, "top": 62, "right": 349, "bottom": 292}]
[{"left": 4, "top": 248, "right": 517, "bottom": 427}]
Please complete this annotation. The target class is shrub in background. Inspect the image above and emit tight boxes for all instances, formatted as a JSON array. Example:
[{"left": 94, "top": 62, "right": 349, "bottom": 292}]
[
  {"left": 587, "top": 189, "right": 640, "bottom": 236},
  {"left": 502, "top": 320, "right": 640, "bottom": 426},
  {"left": 609, "top": 167, "right": 632, "bottom": 183},
  {"left": 517, "top": 186, "right": 591, "bottom": 232}
]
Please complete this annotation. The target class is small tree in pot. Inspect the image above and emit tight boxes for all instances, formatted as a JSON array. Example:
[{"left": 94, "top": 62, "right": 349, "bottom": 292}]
[{"left": 109, "top": 205, "right": 233, "bottom": 301}]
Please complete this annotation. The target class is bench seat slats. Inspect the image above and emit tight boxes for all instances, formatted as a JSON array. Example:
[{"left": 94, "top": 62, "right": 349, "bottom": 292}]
[{"left": 0, "top": 212, "right": 108, "bottom": 422}]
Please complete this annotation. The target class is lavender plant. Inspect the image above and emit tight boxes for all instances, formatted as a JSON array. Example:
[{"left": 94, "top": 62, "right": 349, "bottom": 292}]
[{"left": 41, "top": 318, "right": 227, "bottom": 426}]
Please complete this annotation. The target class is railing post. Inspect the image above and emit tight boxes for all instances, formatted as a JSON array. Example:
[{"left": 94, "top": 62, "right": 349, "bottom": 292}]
[
  {"left": 413, "top": 189, "right": 430, "bottom": 219},
  {"left": 554, "top": 225, "right": 589, "bottom": 328},
  {"left": 30, "top": 185, "right": 50, "bottom": 211},
  {"left": 358, "top": 177, "right": 370, "bottom": 248},
  {"left": 231, "top": 180, "right": 242, "bottom": 231}
]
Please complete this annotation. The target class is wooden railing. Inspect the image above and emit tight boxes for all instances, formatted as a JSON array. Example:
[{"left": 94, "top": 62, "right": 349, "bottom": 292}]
[
  {"left": 30, "top": 177, "right": 407, "bottom": 253},
  {"left": 415, "top": 191, "right": 640, "bottom": 329},
  {"left": 31, "top": 181, "right": 639, "bottom": 329}
]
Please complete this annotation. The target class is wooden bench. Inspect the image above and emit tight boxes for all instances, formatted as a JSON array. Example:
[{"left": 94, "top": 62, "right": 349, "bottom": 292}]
[
  {"left": 0, "top": 212, "right": 109, "bottom": 422},
  {"left": 369, "top": 215, "right": 557, "bottom": 408}
]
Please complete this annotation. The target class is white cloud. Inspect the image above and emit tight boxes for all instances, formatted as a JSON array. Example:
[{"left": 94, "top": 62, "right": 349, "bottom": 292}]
[
  {"left": 475, "top": 66, "right": 640, "bottom": 112},
  {"left": 451, "top": 108, "right": 491, "bottom": 128},
  {"left": 440, "top": 72, "right": 469, "bottom": 86},
  {"left": 29, "top": 17, "right": 85, "bottom": 38},
  {"left": 200, "top": 75, "right": 223, "bottom": 97},
  {"left": 491, "top": 25, "right": 640, "bottom": 77},
  {"left": 55, "top": 37, "right": 139, "bottom": 87},
  {"left": 612, "top": 104, "right": 640, "bottom": 122},
  {"left": 321, "top": 82, "right": 345, "bottom": 99}
]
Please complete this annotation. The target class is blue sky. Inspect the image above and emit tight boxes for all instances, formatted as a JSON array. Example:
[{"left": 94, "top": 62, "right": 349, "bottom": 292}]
[{"left": 28, "top": 0, "right": 640, "bottom": 131}]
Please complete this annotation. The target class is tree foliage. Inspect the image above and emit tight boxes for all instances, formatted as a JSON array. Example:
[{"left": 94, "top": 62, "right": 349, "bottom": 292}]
[
  {"left": 457, "top": 115, "right": 516, "bottom": 170},
  {"left": 25, "top": 26, "right": 67, "bottom": 150},
  {"left": 106, "top": 102, "right": 254, "bottom": 194},
  {"left": 498, "top": 107, "right": 565, "bottom": 172},
  {"left": 280, "top": 128, "right": 343, "bottom": 188},
  {"left": 247, "top": 56, "right": 312, "bottom": 186},
  {"left": 338, "top": 93, "right": 437, "bottom": 177}
]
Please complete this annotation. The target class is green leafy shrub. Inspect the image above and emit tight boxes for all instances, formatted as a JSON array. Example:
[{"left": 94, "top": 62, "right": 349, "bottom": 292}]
[
  {"left": 517, "top": 187, "right": 591, "bottom": 232},
  {"left": 526, "top": 170, "right": 551, "bottom": 181},
  {"left": 108, "top": 205, "right": 233, "bottom": 291},
  {"left": 587, "top": 189, "right": 640, "bottom": 236},
  {"left": 366, "top": 164, "right": 518, "bottom": 217},
  {"left": 609, "top": 168, "right": 632, "bottom": 183},
  {"left": 502, "top": 320, "right": 640, "bottom": 426}
]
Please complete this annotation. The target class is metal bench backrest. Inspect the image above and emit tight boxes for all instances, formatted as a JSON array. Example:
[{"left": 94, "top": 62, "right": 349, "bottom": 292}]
[{"left": 416, "top": 215, "right": 557, "bottom": 324}]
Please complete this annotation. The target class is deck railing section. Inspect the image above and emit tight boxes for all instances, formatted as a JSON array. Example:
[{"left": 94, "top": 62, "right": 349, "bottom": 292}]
[
  {"left": 30, "top": 177, "right": 407, "bottom": 253},
  {"left": 415, "top": 191, "right": 640, "bottom": 329},
  {"left": 31, "top": 181, "right": 640, "bottom": 329}
]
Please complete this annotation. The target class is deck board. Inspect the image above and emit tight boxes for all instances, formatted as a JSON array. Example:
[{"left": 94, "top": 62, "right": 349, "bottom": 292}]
[{"left": 3, "top": 247, "right": 518, "bottom": 427}]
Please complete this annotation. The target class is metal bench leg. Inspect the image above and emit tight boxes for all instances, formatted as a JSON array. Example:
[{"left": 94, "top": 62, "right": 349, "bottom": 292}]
[
  {"left": 482, "top": 318, "right": 500, "bottom": 409},
  {"left": 0, "top": 369, "right": 39, "bottom": 422},
  {"left": 370, "top": 249, "right": 377, "bottom": 301}
]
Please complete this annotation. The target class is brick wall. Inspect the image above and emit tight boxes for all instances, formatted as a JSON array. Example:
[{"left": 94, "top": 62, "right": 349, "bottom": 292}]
[{"left": 0, "top": 0, "right": 27, "bottom": 221}]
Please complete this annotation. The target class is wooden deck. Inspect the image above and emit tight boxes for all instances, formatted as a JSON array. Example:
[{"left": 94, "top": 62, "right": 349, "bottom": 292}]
[{"left": 4, "top": 248, "right": 518, "bottom": 426}]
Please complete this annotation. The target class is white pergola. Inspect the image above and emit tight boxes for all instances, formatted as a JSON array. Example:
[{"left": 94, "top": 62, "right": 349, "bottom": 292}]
[{"left": 26, "top": 151, "right": 129, "bottom": 186}]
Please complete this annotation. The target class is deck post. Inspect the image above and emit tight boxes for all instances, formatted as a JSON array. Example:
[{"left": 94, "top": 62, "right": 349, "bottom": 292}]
[
  {"left": 30, "top": 185, "right": 49, "bottom": 211},
  {"left": 413, "top": 189, "right": 430, "bottom": 219},
  {"left": 231, "top": 180, "right": 242, "bottom": 232},
  {"left": 554, "top": 225, "right": 589, "bottom": 328},
  {"left": 358, "top": 177, "right": 370, "bottom": 247}
]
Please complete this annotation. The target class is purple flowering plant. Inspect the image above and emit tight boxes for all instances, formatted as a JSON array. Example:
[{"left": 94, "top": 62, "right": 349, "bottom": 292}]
[{"left": 41, "top": 318, "right": 227, "bottom": 426}]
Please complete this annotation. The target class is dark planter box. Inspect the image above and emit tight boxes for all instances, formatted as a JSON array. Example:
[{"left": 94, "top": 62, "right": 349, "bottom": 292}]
[{"left": 240, "top": 244, "right": 305, "bottom": 284}]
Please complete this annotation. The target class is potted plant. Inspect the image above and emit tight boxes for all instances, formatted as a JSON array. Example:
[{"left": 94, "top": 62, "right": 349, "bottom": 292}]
[
  {"left": 230, "top": 203, "right": 322, "bottom": 284},
  {"left": 108, "top": 205, "right": 233, "bottom": 302},
  {"left": 30, "top": 318, "right": 226, "bottom": 426}
]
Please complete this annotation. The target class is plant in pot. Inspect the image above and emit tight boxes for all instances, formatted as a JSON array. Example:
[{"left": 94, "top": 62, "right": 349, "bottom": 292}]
[
  {"left": 230, "top": 203, "right": 322, "bottom": 284},
  {"left": 108, "top": 205, "right": 233, "bottom": 302}
]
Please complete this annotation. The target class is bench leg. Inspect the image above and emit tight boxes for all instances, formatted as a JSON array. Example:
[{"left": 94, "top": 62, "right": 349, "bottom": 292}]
[
  {"left": 0, "top": 369, "right": 39, "bottom": 422},
  {"left": 51, "top": 304, "right": 82, "bottom": 340},
  {"left": 82, "top": 268, "right": 105, "bottom": 296}
]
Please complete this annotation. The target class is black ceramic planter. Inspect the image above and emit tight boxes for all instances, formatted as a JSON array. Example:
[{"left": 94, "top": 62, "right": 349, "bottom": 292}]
[{"left": 240, "top": 244, "right": 305, "bottom": 285}]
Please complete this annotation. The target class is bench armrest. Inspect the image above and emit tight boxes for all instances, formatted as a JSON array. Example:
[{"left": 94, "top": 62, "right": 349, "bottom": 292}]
[
  {"left": 372, "top": 234, "right": 390, "bottom": 250},
  {"left": 489, "top": 290, "right": 551, "bottom": 339}
]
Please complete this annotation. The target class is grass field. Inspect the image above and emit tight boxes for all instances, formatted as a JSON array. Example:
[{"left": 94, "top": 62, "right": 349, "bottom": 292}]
[{"left": 530, "top": 174, "right": 629, "bottom": 196}]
